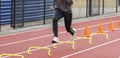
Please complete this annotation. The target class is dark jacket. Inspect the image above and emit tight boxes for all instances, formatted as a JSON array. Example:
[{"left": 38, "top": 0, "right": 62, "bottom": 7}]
[{"left": 53, "top": 0, "right": 73, "bottom": 13}]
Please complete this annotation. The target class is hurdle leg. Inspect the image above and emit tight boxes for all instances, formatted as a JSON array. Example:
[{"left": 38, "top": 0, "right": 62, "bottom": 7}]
[
  {"left": 27, "top": 47, "right": 33, "bottom": 55},
  {"left": 88, "top": 36, "right": 93, "bottom": 44},
  {"left": 47, "top": 48, "right": 52, "bottom": 56},
  {"left": 89, "top": 33, "right": 100, "bottom": 44},
  {"left": 53, "top": 43, "right": 57, "bottom": 48},
  {"left": 103, "top": 33, "right": 109, "bottom": 39},
  {"left": 27, "top": 46, "right": 52, "bottom": 56},
  {"left": 71, "top": 41, "right": 75, "bottom": 49}
]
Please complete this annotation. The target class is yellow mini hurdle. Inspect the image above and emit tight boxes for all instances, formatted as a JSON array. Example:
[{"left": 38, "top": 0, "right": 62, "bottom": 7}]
[
  {"left": 0, "top": 54, "right": 24, "bottom": 58},
  {"left": 90, "top": 32, "right": 108, "bottom": 39},
  {"left": 27, "top": 46, "right": 52, "bottom": 56},
  {"left": 76, "top": 32, "right": 108, "bottom": 44},
  {"left": 76, "top": 36, "right": 93, "bottom": 44},
  {"left": 53, "top": 41, "right": 75, "bottom": 50}
]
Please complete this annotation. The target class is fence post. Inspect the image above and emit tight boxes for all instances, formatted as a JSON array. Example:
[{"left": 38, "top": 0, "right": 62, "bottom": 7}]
[
  {"left": 98, "top": 0, "right": 100, "bottom": 15},
  {"left": 0, "top": 0, "right": 1, "bottom": 31},
  {"left": 43, "top": 0, "right": 46, "bottom": 24},
  {"left": 22, "top": 0, "right": 24, "bottom": 27},
  {"left": 13, "top": 0, "right": 16, "bottom": 29},
  {"left": 11, "top": 0, "right": 16, "bottom": 29},
  {"left": 89, "top": 0, "right": 92, "bottom": 16},
  {"left": 116, "top": 0, "right": 118, "bottom": 13},
  {"left": 86, "top": 0, "right": 89, "bottom": 17},
  {"left": 11, "top": 0, "right": 13, "bottom": 27},
  {"left": 102, "top": 0, "right": 104, "bottom": 14}
]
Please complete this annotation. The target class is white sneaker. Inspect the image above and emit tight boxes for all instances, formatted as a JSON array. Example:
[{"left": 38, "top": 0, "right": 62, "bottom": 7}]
[
  {"left": 51, "top": 37, "right": 59, "bottom": 43},
  {"left": 71, "top": 28, "right": 76, "bottom": 41}
]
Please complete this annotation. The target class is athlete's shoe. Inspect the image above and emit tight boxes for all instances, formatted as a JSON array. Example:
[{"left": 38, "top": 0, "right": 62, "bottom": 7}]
[
  {"left": 51, "top": 37, "right": 59, "bottom": 44},
  {"left": 70, "top": 28, "right": 76, "bottom": 41}
]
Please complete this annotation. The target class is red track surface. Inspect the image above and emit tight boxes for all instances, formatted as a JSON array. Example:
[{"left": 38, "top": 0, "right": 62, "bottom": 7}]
[{"left": 0, "top": 16, "right": 120, "bottom": 58}]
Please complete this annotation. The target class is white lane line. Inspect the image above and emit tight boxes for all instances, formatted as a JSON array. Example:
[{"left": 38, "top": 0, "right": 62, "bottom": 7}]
[
  {"left": 62, "top": 38, "right": 120, "bottom": 58},
  {"left": 0, "top": 20, "right": 119, "bottom": 47}
]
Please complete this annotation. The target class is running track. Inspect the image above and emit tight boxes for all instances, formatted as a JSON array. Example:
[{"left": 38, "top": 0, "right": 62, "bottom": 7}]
[{"left": 0, "top": 16, "right": 120, "bottom": 58}]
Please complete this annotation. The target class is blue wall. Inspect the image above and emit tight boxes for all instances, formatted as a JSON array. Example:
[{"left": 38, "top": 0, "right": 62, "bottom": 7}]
[
  {"left": 1, "top": 0, "right": 11, "bottom": 24},
  {"left": 1, "top": 0, "right": 53, "bottom": 24}
]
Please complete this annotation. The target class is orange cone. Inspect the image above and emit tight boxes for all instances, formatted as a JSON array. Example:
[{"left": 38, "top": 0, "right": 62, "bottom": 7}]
[
  {"left": 109, "top": 20, "right": 114, "bottom": 31},
  {"left": 118, "top": 20, "right": 120, "bottom": 28},
  {"left": 98, "top": 22, "right": 104, "bottom": 33},
  {"left": 84, "top": 24, "right": 90, "bottom": 37}
]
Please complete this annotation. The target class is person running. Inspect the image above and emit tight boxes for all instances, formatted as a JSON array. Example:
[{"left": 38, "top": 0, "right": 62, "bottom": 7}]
[{"left": 50, "top": 0, "right": 76, "bottom": 43}]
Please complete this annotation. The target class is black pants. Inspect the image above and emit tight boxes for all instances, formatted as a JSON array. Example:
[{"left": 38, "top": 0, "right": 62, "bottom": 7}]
[{"left": 52, "top": 9, "right": 74, "bottom": 37}]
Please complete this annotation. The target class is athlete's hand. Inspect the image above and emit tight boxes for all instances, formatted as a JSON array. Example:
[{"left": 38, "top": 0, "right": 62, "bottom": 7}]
[{"left": 50, "top": 5, "right": 54, "bottom": 10}]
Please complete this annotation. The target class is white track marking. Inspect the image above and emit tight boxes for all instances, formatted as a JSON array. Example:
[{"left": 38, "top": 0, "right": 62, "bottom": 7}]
[{"left": 62, "top": 38, "right": 120, "bottom": 58}]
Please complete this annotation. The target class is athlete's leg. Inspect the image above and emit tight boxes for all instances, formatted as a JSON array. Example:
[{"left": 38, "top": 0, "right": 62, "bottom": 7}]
[{"left": 52, "top": 9, "right": 63, "bottom": 43}]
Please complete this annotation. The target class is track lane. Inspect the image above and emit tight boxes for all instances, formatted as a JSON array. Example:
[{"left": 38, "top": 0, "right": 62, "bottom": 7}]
[{"left": 0, "top": 16, "right": 120, "bottom": 58}]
